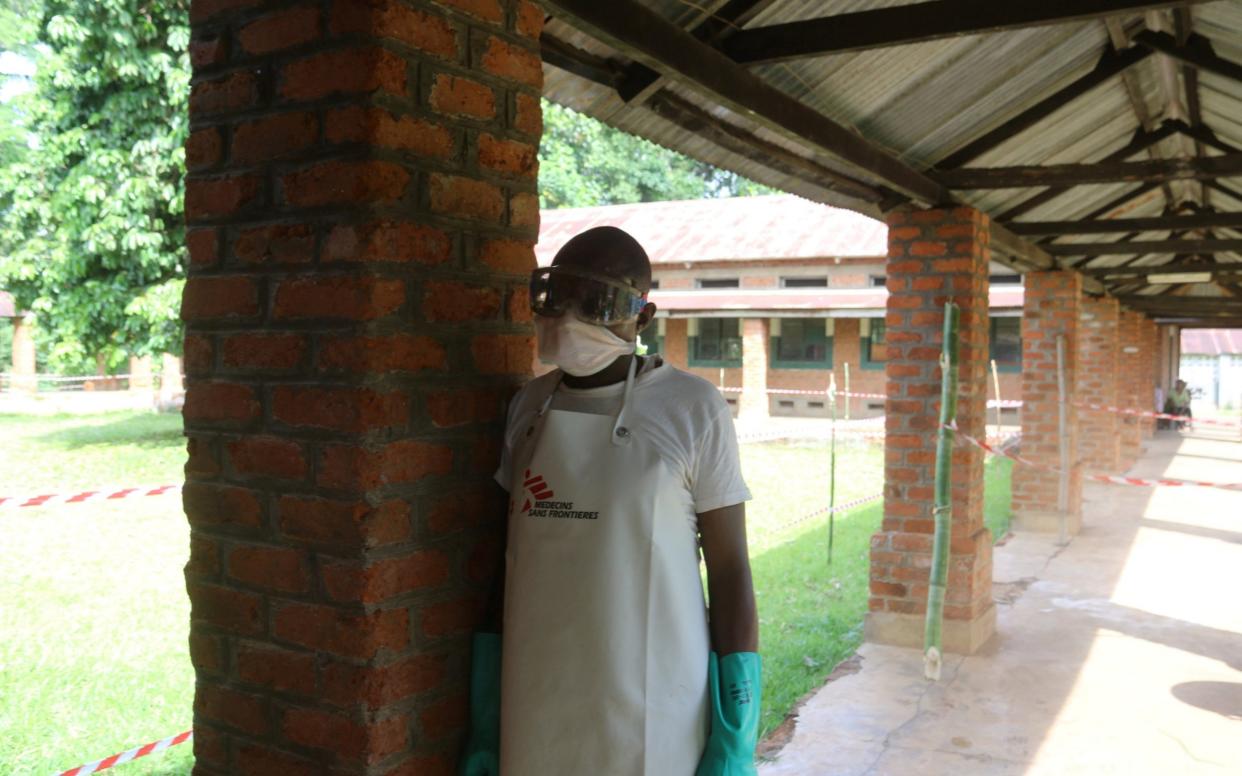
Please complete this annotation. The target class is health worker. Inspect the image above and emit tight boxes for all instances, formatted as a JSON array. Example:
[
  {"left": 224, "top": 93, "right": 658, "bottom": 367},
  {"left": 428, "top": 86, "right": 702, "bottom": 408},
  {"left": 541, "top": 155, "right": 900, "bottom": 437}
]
[{"left": 460, "top": 226, "right": 761, "bottom": 776}]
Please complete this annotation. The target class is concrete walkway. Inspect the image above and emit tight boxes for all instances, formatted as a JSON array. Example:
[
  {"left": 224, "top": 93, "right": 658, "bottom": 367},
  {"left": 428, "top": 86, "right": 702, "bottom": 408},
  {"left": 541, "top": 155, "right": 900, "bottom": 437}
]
[{"left": 759, "top": 428, "right": 1242, "bottom": 775}]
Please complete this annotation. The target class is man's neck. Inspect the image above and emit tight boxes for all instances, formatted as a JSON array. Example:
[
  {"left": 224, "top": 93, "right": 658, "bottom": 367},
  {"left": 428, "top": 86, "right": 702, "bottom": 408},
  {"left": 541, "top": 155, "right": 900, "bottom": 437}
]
[{"left": 562, "top": 354, "right": 636, "bottom": 390}]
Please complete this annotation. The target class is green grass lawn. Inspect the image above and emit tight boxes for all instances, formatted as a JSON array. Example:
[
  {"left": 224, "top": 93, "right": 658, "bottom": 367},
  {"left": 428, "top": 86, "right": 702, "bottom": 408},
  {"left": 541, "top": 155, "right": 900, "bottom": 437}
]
[
  {"left": 0, "top": 411, "right": 193, "bottom": 776},
  {"left": 0, "top": 412, "right": 1014, "bottom": 772}
]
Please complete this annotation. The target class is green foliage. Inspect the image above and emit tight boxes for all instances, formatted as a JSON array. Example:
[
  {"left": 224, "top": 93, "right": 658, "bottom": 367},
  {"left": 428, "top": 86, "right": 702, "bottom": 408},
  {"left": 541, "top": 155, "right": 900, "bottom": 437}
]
[
  {"left": 539, "top": 100, "right": 775, "bottom": 209},
  {"left": 0, "top": 0, "right": 190, "bottom": 372}
]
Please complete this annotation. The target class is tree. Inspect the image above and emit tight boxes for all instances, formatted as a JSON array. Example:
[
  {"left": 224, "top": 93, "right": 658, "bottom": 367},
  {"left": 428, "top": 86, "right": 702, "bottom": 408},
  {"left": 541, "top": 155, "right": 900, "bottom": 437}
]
[
  {"left": 538, "top": 100, "right": 774, "bottom": 209},
  {"left": 0, "top": 0, "right": 189, "bottom": 372}
]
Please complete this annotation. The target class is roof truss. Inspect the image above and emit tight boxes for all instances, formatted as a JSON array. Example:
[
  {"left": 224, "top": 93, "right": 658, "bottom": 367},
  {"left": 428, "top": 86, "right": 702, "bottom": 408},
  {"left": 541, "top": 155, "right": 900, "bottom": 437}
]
[{"left": 721, "top": 0, "right": 1212, "bottom": 65}]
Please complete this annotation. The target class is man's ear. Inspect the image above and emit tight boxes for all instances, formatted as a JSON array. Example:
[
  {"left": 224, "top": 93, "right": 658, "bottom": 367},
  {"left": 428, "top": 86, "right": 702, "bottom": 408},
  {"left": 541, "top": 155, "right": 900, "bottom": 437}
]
[{"left": 637, "top": 302, "right": 658, "bottom": 333}]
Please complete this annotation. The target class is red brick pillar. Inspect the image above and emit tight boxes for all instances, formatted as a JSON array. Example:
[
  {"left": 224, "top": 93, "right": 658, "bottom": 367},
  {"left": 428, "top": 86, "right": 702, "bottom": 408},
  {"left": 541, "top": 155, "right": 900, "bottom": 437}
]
[
  {"left": 1011, "top": 272, "right": 1083, "bottom": 533},
  {"left": 739, "top": 317, "right": 770, "bottom": 419},
  {"left": 831, "top": 318, "right": 861, "bottom": 416},
  {"left": 1117, "top": 311, "right": 1145, "bottom": 468},
  {"left": 866, "top": 207, "right": 994, "bottom": 654},
  {"left": 1078, "top": 298, "right": 1121, "bottom": 473},
  {"left": 182, "top": 2, "right": 541, "bottom": 773},
  {"left": 1142, "top": 318, "right": 1160, "bottom": 438},
  {"left": 10, "top": 314, "right": 36, "bottom": 393},
  {"left": 664, "top": 318, "right": 689, "bottom": 369}
]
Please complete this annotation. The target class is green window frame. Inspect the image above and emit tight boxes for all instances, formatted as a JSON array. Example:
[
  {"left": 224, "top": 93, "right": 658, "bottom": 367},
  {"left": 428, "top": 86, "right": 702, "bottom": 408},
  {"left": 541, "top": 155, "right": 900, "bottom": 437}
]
[
  {"left": 689, "top": 318, "right": 742, "bottom": 368},
  {"left": 861, "top": 318, "right": 886, "bottom": 370},
  {"left": 989, "top": 317, "right": 1022, "bottom": 372},
  {"left": 771, "top": 318, "right": 834, "bottom": 370}
]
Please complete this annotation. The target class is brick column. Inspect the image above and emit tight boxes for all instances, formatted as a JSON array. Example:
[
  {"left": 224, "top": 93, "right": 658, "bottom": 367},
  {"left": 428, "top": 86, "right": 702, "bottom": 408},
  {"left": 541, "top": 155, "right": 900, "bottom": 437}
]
[
  {"left": 866, "top": 207, "right": 994, "bottom": 654},
  {"left": 1117, "top": 311, "right": 1145, "bottom": 468},
  {"left": 129, "top": 355, "right": 154, "bottom": 392},
  {"left": 1011, "top": 271, "right": 1083, "bottom": 533},
  {"left": 183, "top": 2, "right": 540, "bottom": 773},
  {"left": 1078, "top": 298, "right": 1121, "bottom": 473},
  {"left": 10, "top": 314, "right": 36, "bottom": 394},
  {"left": 831, "top": 318, "right": 861, "bottom": 416},
  {"left": 664, "top": 317, "right": 688, "bottom": 369},
  {"left": 1142, "top": 318, "right": 1160, "bottom": 438},
  {"left": 739, "top": 317, "right": 769, "bottom": 419}
]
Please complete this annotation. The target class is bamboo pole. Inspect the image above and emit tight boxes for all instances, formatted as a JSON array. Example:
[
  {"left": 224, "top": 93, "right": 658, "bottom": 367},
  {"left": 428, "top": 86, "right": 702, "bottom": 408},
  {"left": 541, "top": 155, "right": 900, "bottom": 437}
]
[
  {"left": 990, "top": 358, "right": 1002, "bottom": 440},
  {"left": 1056, "top": 336, "right": 1070, "bottom": 545},
  {"left": 828, "top": 372, "right": 838, "bottom": 564},
  {"left": 924, "top": 302, "right": 959, "bottom": 681}
]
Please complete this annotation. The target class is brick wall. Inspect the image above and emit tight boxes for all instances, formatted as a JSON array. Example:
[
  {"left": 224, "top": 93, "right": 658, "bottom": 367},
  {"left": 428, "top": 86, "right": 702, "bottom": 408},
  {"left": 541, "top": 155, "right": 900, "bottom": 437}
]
[
  {"left": 182, "top": 1, "right": 540, "bottom": 772},
  {"left": 1142, "top": 317, "right": 1159, "bottom": 437},
  {"left": 867, "top": 207, "right": 993, "bottom": 653},
  {"left": 1011, "top": 271, "right": 1082, "bottom": 529},
  {"left": 1117, "top": 310, "right": 1144, "bottom": 468},
  {"left": 1078, "top": 297, "right": 1120, "bottom": 473}
]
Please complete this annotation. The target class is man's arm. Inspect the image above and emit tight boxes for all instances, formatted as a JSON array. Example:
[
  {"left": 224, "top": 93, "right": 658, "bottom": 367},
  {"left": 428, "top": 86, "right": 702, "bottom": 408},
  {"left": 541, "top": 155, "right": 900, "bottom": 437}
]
[{"left": 698, "top": 503, "right": 758, "bottom": 655}]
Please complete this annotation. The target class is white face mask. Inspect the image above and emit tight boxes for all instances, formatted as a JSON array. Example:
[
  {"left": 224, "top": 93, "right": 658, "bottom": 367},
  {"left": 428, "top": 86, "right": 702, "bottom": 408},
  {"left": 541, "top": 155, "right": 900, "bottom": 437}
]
[{"left": 536, "top": 315, "right": 635, "bottom": 377}]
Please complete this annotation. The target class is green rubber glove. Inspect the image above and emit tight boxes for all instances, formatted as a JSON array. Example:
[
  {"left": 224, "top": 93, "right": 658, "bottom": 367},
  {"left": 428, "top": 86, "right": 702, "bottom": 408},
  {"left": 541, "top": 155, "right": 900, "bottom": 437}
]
[
  {"left": 696, "top": 651, "right": 762, "bottom": 776},
  {"left": 459, "top": 632, "right": 502, "bottom": 776}
]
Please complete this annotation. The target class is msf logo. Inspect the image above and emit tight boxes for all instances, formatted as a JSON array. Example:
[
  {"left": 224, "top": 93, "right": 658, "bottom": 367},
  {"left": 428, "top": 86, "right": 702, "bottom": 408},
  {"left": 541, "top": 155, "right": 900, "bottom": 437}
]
[{"left": 521, "top": 469, "right": 554, "bottom": 514}]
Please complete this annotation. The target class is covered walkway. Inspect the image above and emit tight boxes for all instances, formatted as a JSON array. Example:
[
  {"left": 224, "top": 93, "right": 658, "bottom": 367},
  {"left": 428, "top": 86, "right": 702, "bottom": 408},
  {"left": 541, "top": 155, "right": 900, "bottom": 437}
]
[{"left": 760, "top": 428, "right": 1242, "bottom": 775}]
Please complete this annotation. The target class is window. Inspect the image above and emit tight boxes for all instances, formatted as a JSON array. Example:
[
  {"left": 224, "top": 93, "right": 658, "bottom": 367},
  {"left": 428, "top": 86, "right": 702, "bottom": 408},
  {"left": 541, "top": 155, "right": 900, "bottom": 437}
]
[
  {"left": 990, "top": 317, "right": 1022, "bottom": 372},
  {"left": 689, "top": 318, "right": 742, "bottom": 367},
  {"left": 638, "top": 317, "right": 665, "bottom": 356},
  {"left": 989, "top": 274, "right": 1021, "bottom": 285},
  {"left": 861, "top": 318, "right": 886, "bottom": 369},
  {"left": 781, "top": 277, "right": 828, "bottom": 288},
  {"left": 870, "top": 275, "right": 887, "bottom": 287},
  {"left": 772, "top": 318, "right": 833, "bottom": 369},
  {"left": 696, "top": 278, "right": 740, "bottom": 289},
  {"left": 649, "top": 279, "right": 660, "bottom": 289}
]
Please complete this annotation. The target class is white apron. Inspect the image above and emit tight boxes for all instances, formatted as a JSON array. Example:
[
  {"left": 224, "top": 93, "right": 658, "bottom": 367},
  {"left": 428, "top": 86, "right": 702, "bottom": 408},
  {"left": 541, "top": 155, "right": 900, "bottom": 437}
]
[{"left": 500, "top": 361, "right": 710, "bottom": 775}]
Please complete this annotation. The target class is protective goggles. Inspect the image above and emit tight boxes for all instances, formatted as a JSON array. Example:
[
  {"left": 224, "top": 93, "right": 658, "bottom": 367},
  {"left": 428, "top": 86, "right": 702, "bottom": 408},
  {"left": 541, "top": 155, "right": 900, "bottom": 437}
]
[{"left": 529, "top": 265, "right": 648, "bottom": 324}]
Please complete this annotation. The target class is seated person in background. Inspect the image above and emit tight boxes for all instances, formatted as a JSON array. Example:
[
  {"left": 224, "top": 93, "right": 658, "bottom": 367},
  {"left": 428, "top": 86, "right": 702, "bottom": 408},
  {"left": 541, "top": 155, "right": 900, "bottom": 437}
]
[{"left": 1163, "top": 379, "right": 1193, "bottom": 430}]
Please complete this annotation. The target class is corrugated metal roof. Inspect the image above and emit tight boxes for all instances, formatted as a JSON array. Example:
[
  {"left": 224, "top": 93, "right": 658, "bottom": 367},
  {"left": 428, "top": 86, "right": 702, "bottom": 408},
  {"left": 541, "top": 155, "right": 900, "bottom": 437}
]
[
  {"left": 651, "top": 285, "right": 1024, "bottom": 315},
  {"left": 536, "top": 194, "right": 887, "bottom": 265},
  {"left": 540, "top": 1, "right": 1242, "bottom": 307},
  {"left": 1181, "top": 327, "right": 1242, "bottom": 354}
]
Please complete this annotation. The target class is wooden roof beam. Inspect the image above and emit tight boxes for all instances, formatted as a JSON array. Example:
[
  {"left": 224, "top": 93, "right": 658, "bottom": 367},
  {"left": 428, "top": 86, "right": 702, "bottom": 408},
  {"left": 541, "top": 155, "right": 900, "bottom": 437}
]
[
  {"left": 541, "top": 0, "right": 951, "bottom": 205},
  {"left": 1079, "top": 259, "right": 1242, "bottom": 276},
  {"left": 938, "top": 153, "right": 1242, "bottom": 189},
  {"left": 722, "top": 0, "right": 1212, "bottom": 65},
  {"left": 1007, "top": 212, "right": 1242, "bottom": 235},
  {"left": 1045, "top": 238, "right": 1242, "bottom": 256},
  {"left": 1134, "top": 30, "right": 1242, "bottom": 85},
  {"left": 616, "top": 0, "right": 780, "bottom": 103}
]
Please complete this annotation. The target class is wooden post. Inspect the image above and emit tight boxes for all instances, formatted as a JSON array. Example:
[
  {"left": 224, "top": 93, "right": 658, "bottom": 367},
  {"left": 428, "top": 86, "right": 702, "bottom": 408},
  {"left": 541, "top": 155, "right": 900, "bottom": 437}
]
[
  {"left": 990, "top": 358, "right": 1002, "bottom": 440},
  {"left": 828, "top": 372, "right": 837, "bottom": 563}
]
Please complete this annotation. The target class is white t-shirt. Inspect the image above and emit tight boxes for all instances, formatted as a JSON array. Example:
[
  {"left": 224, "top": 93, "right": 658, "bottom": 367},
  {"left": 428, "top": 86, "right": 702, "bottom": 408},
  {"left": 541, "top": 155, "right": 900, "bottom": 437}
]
[{"left": 495, "top": 358, "right": 752, "bottom": 515}]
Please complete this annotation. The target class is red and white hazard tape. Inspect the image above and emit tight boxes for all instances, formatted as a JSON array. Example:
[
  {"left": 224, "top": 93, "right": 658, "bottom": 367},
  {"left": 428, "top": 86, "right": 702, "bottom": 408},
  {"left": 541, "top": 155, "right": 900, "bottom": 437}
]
[
  {"left": 56, "top": 730, "right": 192, "bottom": 776},
  {"left": 0, "top": 484, "right": 180, "bottom": 510},
  {"left": 767, "top": 492, "right": 885, "bottom": 539},
  {"left": 1074, "top": 401, "right": 1241, "bottom": 428},
  {"left": 949, "top": 423, "right": 1242, "bottom": 492}
]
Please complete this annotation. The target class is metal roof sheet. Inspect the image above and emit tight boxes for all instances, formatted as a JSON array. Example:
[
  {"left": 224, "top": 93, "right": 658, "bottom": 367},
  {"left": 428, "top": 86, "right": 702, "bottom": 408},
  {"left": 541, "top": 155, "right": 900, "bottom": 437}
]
[
  {"left": 649, "top": 285, "right": 1024, "bottom": 314},
  {"left": 1181, "top": 327, "right": 1242, "bottom": 353},
  {"left": 540, "top": 1, "right": 1242, "bottom": 308}
]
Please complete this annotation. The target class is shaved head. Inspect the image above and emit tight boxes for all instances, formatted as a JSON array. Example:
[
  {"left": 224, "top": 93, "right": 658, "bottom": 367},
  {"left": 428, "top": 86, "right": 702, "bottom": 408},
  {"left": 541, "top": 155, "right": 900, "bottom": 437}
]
[{"left": 551, "top": 226, "right": 652, "bottom": 292}]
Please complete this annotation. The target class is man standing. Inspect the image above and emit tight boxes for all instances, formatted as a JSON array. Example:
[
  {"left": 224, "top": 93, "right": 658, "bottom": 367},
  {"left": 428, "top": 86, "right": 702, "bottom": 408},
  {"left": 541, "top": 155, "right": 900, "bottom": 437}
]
[{"left": 461, "top": 226, "right": 761, "bottom": 775}]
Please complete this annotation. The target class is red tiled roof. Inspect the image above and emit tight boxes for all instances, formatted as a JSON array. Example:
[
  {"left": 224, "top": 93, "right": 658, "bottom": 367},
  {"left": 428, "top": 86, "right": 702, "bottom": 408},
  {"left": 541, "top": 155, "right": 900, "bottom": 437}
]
[
  {"left": 536, "top": 194, "right": 887, "bottom": 266},
  {"left": 651, "top": 286, "right": 1023, "bottom": 314},
  {"left": 1181, "top": 328, "right": 1242, "bottom": 355}
]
